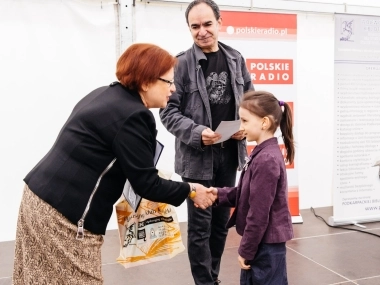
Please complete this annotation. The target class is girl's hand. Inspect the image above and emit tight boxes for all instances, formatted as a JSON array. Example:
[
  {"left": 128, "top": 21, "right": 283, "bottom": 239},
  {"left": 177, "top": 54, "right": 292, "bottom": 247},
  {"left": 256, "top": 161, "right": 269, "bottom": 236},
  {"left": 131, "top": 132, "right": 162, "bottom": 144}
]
[{"left": 238, "top": 255, "right": 251, "bottom": 270}]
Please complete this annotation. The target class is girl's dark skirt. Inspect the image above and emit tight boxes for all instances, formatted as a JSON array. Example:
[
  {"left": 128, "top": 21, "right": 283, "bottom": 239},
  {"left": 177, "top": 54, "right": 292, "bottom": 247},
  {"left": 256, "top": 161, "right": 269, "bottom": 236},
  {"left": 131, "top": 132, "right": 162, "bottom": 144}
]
[
  {"left": 13, "top": 185, "right": 104, "bottom": 285},
  {"left": 240, "top": 242, "right": 288, "bottom": 285}
]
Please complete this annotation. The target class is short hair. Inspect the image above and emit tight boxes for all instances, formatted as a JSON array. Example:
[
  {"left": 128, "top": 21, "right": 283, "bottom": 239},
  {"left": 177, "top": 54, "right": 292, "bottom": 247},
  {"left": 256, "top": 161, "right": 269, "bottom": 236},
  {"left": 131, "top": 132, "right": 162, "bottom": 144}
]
[
  {"left": 185, "top": 0, "right": 220, "bottom": 25},
  {"left": 116, "top": 43, "right": 177, "bottom": 91}
]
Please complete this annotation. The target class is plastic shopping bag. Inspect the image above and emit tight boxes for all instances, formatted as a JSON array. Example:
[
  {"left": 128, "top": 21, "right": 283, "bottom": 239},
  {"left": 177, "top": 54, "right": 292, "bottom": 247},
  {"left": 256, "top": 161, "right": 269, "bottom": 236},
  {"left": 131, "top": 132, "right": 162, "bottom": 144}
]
[{"left": 115, "top": 171, "right": 185, "bottom": 268}]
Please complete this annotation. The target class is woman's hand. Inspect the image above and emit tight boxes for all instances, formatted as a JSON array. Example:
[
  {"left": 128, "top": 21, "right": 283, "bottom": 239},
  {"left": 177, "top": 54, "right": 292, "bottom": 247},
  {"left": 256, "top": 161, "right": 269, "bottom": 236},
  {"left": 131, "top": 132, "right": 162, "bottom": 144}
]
[{"left": 189, "top": 183, "right": 216, "bottom": 209}]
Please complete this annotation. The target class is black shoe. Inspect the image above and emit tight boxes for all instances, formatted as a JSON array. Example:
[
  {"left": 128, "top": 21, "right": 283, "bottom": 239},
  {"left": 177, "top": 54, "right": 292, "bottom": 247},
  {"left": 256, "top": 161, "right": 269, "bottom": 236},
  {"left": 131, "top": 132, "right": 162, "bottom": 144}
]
[{"left": 214, "top": 280, "right": 221, "bottom": 285}]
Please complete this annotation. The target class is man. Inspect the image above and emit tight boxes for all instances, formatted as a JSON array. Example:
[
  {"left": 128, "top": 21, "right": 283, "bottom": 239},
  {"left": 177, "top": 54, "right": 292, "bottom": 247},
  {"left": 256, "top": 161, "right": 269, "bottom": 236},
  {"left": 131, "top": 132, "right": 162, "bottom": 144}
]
[{"left": 160, "top": 1, "right": 254, "bottom": 284}]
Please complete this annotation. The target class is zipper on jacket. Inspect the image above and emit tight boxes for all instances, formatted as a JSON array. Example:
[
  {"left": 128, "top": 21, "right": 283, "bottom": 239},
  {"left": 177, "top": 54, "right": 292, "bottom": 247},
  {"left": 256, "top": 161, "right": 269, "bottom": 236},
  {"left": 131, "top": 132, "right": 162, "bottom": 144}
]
[{"left": 76, "top": 158, "right": 117, "bottom": 240}]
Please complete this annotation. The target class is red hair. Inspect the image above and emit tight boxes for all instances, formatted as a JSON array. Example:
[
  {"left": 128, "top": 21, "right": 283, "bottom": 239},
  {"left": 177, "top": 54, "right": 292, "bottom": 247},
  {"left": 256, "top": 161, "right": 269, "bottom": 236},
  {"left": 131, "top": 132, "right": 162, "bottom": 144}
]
[{"left": 116, "top": 43, "right": 177, "bottom": 91}]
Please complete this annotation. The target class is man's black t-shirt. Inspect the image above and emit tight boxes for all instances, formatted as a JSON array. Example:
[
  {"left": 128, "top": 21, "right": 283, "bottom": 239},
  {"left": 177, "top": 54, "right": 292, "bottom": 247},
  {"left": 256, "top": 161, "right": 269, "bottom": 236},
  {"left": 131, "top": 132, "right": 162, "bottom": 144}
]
[{"left": 200, "top": 49, "right": 235, "bottom": 131}]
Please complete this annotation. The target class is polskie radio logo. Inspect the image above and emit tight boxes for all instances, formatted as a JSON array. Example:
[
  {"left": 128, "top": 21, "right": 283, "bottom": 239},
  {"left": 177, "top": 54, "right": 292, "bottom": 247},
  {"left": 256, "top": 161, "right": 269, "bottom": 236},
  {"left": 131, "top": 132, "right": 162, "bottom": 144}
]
[{"left": 226, "top": 26, "right": 288, "bottom": 36}]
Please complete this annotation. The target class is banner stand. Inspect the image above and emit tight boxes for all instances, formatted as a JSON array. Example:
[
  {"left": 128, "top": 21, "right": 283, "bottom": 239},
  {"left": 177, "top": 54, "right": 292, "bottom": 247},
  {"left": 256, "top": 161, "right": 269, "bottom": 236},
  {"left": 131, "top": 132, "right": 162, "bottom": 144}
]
[
  {"left": 289, "top": 186, "right": 303, "bottom": 224},
  {"left": 220, "top": 11, "right": 301, "bottom": 225},
  {"left": 328, "top": 215, "right": 380, "bottom": 227},
  {"left": 332, "top": 13, "right": 380, "bottom": 226},
  {"left": 292, "top": 216, "right": 303, "bottom": 224}
]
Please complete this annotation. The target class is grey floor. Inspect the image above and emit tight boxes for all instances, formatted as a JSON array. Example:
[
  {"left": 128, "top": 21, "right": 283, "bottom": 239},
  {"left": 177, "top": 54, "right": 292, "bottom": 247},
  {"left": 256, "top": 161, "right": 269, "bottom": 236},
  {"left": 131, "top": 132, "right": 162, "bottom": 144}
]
[{"left": 1, "top": 206, "right": 380, "bottom": 285}]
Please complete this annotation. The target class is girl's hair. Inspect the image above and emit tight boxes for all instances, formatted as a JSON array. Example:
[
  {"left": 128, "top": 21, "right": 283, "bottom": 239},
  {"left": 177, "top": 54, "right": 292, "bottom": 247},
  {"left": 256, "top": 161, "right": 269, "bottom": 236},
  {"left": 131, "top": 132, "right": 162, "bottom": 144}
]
[
  {"left": 240, "top": 90, "right": 295, "bottom": 164},
  {"left": 116, "top": 43, "right": 177, "bottom": 91}
]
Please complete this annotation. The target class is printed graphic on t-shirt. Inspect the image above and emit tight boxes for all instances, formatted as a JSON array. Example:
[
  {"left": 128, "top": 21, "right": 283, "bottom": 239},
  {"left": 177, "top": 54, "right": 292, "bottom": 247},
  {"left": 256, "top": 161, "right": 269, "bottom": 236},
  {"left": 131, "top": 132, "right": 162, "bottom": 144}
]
[{"left": 206, "top": 71, "right": 232, "bottom": 104}]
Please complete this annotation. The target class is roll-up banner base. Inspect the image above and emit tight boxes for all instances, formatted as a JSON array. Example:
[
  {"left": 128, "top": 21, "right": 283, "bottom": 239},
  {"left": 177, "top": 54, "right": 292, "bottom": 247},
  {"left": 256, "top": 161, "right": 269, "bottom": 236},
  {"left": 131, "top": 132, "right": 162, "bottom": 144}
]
[{"left": 328, "top": 215, "right": 380, "bottom": 227}]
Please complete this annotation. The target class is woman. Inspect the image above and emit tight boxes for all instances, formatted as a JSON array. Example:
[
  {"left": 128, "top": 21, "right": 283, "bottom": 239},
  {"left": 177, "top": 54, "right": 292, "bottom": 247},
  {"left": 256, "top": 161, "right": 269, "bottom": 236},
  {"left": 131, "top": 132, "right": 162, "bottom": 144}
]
[{"left": 13, "top": 43, "right": 215, "bottom": 284}]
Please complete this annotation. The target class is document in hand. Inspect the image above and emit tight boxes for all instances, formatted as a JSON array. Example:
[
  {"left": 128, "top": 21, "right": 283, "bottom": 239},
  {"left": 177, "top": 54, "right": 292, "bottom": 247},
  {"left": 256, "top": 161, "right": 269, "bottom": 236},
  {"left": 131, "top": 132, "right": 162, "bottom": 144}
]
[
  {"left": 123, "top": 140, "right": 164, "bottom": 211},
  {"left": 213, "top": 120, "right": 241, "bottom": 144}
]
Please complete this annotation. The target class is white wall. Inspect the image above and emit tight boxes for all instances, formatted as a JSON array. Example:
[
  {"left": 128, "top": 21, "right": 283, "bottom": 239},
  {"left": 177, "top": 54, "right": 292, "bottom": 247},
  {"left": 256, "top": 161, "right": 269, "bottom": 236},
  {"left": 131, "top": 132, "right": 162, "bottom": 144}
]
[
  {"left": 146, "top": 0, "right": 380, "bottom": 14},
  {"left": 129, "top": 0, "right": 380, "bottom": 218},
  {"left": 1, "top": 0, "right": 380, "bottom": 242},
  {"left": 0, "top": 0, "right": 117, "bottom": 242},
  {"left": 296, "top": 13, "right": 335, "bottom": 209}
]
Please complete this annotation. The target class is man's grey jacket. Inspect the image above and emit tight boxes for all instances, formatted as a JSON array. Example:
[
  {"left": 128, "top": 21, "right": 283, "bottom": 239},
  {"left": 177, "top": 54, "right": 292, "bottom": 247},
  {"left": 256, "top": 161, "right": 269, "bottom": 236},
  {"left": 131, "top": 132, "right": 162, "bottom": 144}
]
[{"left": 160, "top": 42, "right": 254, "bottom": 180}]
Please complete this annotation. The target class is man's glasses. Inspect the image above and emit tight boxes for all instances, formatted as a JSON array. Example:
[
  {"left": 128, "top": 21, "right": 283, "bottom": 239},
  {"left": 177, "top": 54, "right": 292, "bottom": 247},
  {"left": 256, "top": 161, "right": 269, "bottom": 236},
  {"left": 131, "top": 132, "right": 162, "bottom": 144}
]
[{"left": 158, "top": 77, "right": 174, "bottom": 87}]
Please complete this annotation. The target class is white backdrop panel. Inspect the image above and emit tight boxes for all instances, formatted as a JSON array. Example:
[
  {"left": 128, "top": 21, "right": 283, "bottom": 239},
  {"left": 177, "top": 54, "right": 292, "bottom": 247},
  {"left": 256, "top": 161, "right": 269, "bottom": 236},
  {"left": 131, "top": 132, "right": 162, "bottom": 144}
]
[
  {"left": 0, "top": 0, "right": 117, "bottom": 242},
  {"left": 296, "top": 13, "right": 335, "bottom": 210},
  {"left": 131, "top": 2, "right": 337, "bottom": 222},
  {"left": 2, "top": 0, "right": 379, "bottom": 242}
]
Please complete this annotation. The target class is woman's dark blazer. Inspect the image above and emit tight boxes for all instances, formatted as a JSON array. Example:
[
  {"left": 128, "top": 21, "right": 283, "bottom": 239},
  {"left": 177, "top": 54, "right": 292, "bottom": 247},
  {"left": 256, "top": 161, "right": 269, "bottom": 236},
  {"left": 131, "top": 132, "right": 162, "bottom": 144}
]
[{"left": 24, "top": 82, "right": 189, "bottom": 235}]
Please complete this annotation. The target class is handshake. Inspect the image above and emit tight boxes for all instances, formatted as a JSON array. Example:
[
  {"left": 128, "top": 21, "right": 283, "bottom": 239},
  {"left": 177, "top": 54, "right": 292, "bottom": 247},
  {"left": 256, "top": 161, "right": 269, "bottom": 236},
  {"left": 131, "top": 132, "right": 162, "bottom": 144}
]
[{"left": 188, "top": 183, "right": 218, "bottom": 209}]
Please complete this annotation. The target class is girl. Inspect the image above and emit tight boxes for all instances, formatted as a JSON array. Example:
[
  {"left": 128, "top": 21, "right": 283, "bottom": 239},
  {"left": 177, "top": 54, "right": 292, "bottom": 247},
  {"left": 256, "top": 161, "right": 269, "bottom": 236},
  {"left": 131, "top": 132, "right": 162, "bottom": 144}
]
[{"left": 214, "top": 90, "right": 294, "bottom": 285}]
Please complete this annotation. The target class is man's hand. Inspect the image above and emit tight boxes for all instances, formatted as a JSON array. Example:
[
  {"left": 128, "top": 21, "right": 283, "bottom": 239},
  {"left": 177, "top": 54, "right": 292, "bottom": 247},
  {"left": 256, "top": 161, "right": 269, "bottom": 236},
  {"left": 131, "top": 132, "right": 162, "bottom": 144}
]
[
  {"left": 238, "top": 255, "right": 250, "bottom": 270},
  {"left": 202, "top": 128, "right": 222, "bottom": 145},
  {"left": 190, "top": 183, "right": 216, "bottom": 209},
  {"left": 231, "top": 130, "right": 245, "bottom": 140}
]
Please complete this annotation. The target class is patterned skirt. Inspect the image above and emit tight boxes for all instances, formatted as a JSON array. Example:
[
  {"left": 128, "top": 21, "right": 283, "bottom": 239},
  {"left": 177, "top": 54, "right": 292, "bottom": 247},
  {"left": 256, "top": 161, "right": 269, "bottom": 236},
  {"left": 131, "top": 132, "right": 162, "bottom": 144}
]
[{"left": 13, "top": 185, "right": 104, "bottom": 285}]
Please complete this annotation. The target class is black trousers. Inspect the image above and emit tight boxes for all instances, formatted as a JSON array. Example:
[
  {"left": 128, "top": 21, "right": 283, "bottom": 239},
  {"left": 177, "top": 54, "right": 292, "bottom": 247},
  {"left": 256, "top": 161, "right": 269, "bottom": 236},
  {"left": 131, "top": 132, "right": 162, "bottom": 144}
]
[{"left": 183, "top": 141, "right": 238, "bottom": 285}]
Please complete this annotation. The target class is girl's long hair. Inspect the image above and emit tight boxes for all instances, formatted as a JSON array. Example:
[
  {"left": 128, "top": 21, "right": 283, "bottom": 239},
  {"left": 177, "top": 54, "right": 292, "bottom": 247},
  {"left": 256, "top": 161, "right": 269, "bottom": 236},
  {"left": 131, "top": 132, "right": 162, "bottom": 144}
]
[{"left": 240, "top": 90, "right": 295, "bottom": 164}]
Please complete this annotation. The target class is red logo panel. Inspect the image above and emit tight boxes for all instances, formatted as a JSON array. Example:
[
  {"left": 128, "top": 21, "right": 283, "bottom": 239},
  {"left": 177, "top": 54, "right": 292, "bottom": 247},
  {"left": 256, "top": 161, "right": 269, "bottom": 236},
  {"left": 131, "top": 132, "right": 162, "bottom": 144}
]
[{"left": 247, "top": 59, "right": 293, "bottom": 85}]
